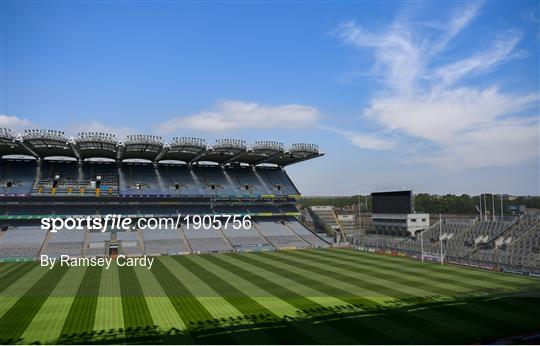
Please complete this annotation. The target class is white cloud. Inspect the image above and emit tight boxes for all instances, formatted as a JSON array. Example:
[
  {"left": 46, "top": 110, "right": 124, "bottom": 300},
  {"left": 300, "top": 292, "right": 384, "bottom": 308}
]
[
  {"left": 366, "top": 87, "right": 538, "bottom": 144},
  {"left": 156, "top": 100, "right": 320, "bottom": 134},
  {"left": 0, "top": 114, "right": 37, "bottom": 134},
  {"left": 321, "top": 126, "right": 397, "bottom": 150},
  {"left": 431, "top": 1, "right": 484, "bottom": 53},
  {"left": 334, "top": 3, "right": 539, "bottom": 169},
  {"left": 335, "top": 21, "right": 424, "bottom": 93},
  {"left": 431, "top": 30, "right": 523, "bottom": 86},
  {"left": 416, "top": 119, "right": 539, "bottom": 169}
]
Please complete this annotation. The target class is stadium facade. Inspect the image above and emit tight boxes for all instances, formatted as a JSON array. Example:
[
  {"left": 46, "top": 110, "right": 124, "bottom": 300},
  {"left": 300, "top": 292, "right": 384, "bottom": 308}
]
[{"left": 0, "top": 128, "right": 332, "bottom": 260}]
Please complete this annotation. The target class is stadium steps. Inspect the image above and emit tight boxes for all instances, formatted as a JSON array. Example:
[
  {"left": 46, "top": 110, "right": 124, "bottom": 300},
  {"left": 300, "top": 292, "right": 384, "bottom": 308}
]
[
  {"left": 460, "top": 219, "right": 519, "bottom": 259},
  {"left": 217, "top": 226, "right": 235, "bottom": 250},
  {"left": 283, "top": 222, "right": 311, "bottom": 246},
  {"left": 137, "top": 229, "right": 146, "bottom": 254},
  {"left": 252, "top": 169, "right": 273, "bottom": 193},
  {"left": 487, "top": 214, "right": 526, "bottom": 246},
  {"left": 284, "top": 222, "right": 320, "bottom": 247},
  {"left": 251, "top": 221, "right": 276, "bottom": 250},
  {"left": 38, "top": 230, "right": 53, "bottom": 258},
  {"left": 82, "top": 228, "right": 91, "bottom": 256},
  {"left": 282, "top": 168, "right": 300, "bottom": 195},
  {"left": 177, "top": 228, "right": 193, "bottom": 253},
  {"left": 307, "top": 208, "right": 338, "bottom": 238}
]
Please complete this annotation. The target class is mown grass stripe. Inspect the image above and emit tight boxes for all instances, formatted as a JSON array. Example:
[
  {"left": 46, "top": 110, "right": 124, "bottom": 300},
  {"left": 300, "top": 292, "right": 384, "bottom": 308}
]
[
  {"left": 205, "top": 254, "right": 357, "bottom": 344},
  {"left": 276, "top": 250, "right": 540, "bottom": 339},
  {"left": 150, "top": 257, "right": 214, "bottom": 323},
  {"left": 307, "top": 248, "right": 540, "bottom": 315},
  {"left": 405, "top": 296, "right": 540, "bottom": 343},
  {"left": 93, "top": 263, "right": 124, "bottom": 343},
  {"left": 300, "top": 249, "right": 520, "bottom": 306},
  {"left": 236, "top": 252, "right": 430, "bottom": 343},
  {"left": 0, "top": 265, "right": 50, "bottom": 319},
  {"left": 291, "top": 250, "right": 468, "bottom": 296},
  {"left": 0, "top": 262, "right": 25, "bottom": 279},
  {"left": 329, "top": 248, "right": 523, "bottom": 287},
  {"left": 0, "top": 262, "right": 39, "bottom": 293},
  {"left": 206, "top": 254, "right": 321, "bottom": 310},
  {"left": 160, "top": 255, "right": 263, "bottom": 346},
  {"left": 257, "top": 251, "right": 461, "bottom": 343},
  {"left": 192, "top": 255, "right": 298, "bottom": 316},
  {"left": 21, "top": 266, "right": 87, "bottom": 344},
  {"left": 133, "top": 265, "right": 188, "bottom": 332},
  {"left": 235, "top": 252, "right": 374, "bottom": 306},
  {"left": 118, "top": 266, "right": 154, "bottom": 328},
  {"left": 221, "top": 253, "right": 344, "bottom": 307},
  {"left": 174, "top": 255, "right": 281, "bottom": 344},
  {"left": 264, "top": 251, "right": 426, "bottom": 299},
  {"left": 310, "top": 248, "right": 503, "bottom": 293},
  {"left": 59, "top": 266, "right": 103, "bottom": 340},
  {"left": 333, "top": 248, "right": 532, "bottom": 286},
  {"left": 118, "top": 266, "right": 156, "bottom": 343},
  {"left": 0, "top": 266, "right": 69, "bottom": 343},
  {"left": 151, "top": 257, "right": 235, "bottom": 344}
]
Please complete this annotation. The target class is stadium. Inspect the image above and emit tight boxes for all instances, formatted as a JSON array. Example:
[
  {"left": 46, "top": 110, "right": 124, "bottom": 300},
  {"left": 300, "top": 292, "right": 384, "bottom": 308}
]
[{"left": 0, "top": 127, "right": 539, "bottom": 344}]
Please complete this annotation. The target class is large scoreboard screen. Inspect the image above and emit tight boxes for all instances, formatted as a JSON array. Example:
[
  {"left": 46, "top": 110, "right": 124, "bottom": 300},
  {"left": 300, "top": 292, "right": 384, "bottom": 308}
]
[{"left": 371, "top": 191, "right": 413, "bottom": 214}]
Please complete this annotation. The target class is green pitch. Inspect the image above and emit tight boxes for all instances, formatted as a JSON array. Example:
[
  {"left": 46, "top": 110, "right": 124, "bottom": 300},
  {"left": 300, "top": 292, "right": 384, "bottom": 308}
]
[{"left": 0, "top": 248, "right": 539, "bottom": 344}]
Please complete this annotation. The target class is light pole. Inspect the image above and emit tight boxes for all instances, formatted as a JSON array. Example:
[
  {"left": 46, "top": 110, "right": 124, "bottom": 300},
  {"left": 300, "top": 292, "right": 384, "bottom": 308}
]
[
  {"left": 492, "top": 193, "right": 495, "bottom": 222},
  {"left": 484, "top": 193, "right": 487, "bottom": 221},
  {"left": 439, "top": 213, "right": 443, "bottom": 265},
  {"left": 358, "top": 193, "right": 362, "bottom": 236},
  {"left": 420, "top": 229, "right": 424, "bottom": 262},
  {"left": 478, "top": 194, "right": 483, "bottom": 222},
  {"left": 500, "top": 194, "right": 504, "bottom": 222}
]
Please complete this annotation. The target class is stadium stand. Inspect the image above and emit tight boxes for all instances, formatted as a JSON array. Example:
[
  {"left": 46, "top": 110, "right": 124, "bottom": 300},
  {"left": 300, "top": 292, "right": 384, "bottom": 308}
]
[
  {"left": 116, "top": 231, "right": 143, "bottom": 256},
  {"left": 42, "top": 229, "right": 85, "bottom": 258},
  {"left": 0, "top": 128, "right": 329, "bottom": 256},
  {"left": 255, "top": 218, "right": 311, "bottom": 249},
  {"left": 350, "top": 214, "right": 539, "bottom": 275},
  {"left": 286, "top": 217, "right": 330, "bottom": 248},
  {"left": 142, "top": 229, "right": 191, "bottom": 255},
  {"left": 221, "top": 223, "right": 274, "bottom": 252},
  {"left": 468, "top": 215, "right": 539, "bottom": 272},
  {"left": 183, "top": 227, "right": 234, "bottom": 254},
  {"left": 0, "top": 160, "right": 37, "bottom": 195},
  {"left": 84, "top": 231, "right": 110, "bottom": 257},
  {"left": 337, "top": 214, "right": 357, "bottom": 235},
  {"left": 0, "top": 226, "right": 47, "bottom": 259}
]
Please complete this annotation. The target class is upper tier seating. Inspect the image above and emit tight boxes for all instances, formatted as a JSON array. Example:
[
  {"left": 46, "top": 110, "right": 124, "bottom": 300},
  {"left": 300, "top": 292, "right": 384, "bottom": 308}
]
[
  {"left": 0, "top": 160, "right": 299, "bottom": 197},
  {"left": 0, "top": 160, "right": 37, "bottom": 195}
]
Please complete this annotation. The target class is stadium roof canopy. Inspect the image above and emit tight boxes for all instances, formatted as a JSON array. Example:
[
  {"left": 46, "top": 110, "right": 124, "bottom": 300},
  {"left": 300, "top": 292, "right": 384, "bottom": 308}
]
[
  {"left": 74, "top": 132, "right": 118, "bottom": 160},
  {"left": 0, "top": 128, "right": 30, "bottom": 156},
  {"left": 0, "top": 128, "right": 324, "bottom": 166}
]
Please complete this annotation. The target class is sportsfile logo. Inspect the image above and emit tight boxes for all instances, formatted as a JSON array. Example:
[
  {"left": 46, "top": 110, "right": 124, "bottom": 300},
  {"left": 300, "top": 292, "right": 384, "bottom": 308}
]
[{"left": 40, "top": 214, "right": 252, "bottom": 232}]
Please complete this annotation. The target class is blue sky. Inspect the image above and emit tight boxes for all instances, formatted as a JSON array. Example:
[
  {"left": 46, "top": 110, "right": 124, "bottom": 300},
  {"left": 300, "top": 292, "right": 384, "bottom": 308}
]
[{"left": 1, "top": 1, "right": 539, "bottom": 196}]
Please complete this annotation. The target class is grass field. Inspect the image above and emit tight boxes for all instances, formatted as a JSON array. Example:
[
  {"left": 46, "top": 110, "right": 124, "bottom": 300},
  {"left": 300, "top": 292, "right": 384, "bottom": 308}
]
[{"left": 0, "top": 248, "right": 539, "bottom": 344}]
